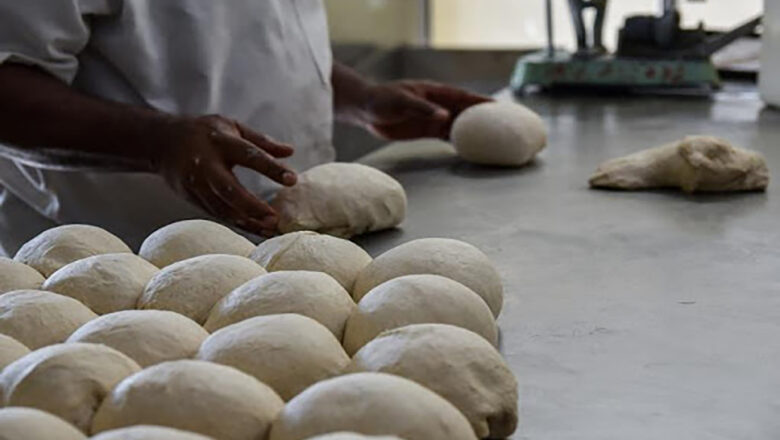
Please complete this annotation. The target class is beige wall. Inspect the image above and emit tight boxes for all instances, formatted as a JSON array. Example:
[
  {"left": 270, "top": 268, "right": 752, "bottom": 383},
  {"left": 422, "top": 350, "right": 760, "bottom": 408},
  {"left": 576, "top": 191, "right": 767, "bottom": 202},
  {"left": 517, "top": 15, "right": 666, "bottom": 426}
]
[{"left": 325, "top": 0, "right": 423, "bottom": 46}]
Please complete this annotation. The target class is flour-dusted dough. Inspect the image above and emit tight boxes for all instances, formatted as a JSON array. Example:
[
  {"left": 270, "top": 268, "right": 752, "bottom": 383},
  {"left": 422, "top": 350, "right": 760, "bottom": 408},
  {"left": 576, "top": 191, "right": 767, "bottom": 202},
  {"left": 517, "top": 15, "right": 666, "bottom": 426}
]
[
  {"left": 250, "top": 231, "right": 372, "bottom": 292},
  {"left": 0, "top": 343, "right": 140, "bottom": 432},
  {"left": 91, "top": 360, "right": 284, "bottom": 440},
  {"left": 343, "top": 274, "right": 497, "bottom": 355},
  {"left": 451, "top": 101, "right": 547, "bottom": 167},
  {"left": 348, "top": 324, "right": 518, "bottom": 438},
  {"left": 67, "top": 310, "right": 208, "bottom": 367},
  {"left": 138, "top": 254, "right": 266, "bottom": 324},
  {"left": 0, "top": 407, "right": 86, "bottom": 440},
  {"left": 305, "top": 434, "right": 404, "bottom": 440},
  {"left": 139, "top": 219, "right": 256, "bottom": 268},
  {"left": 0, "top": 257, "right": 44, "bottom": 293},
  {"left": 43, "top": 254, "right": 159, "bottom": 315},
  {"left": 13, "top": 225, "right": 132, "bottom": 277},
  {"left": 205, "top": 271, "right": 355, "bottom": 340},
  {"left": 0, "top": 334, "right": 29, "bottom": 370},
  {"left": 0, "top": 290, "right": 97, "bottom": 349},
  {"left": 90, "top": 425, "right": 215, "bottom": 440},
  {"left": 353, "top": 238, "right": 503, "bottom": 317},
  {"left": 269, "top": 372, "right": 476, "bottom": 440},
  {"left": 589, "top": 136, "right": 770, "bottom": 193},
  {"left": 271, "top": 163, "right": 407, "bottom": 238},
  {"left": 198, "top": 314, "right": 349, "bottom": 401}
]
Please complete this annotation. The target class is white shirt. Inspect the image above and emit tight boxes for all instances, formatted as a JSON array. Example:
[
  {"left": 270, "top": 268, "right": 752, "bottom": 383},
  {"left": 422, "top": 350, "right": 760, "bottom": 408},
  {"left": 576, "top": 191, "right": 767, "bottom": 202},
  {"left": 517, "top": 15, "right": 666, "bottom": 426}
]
[{"left": 0, "top": 0, "right": 334, "bottom": 252}]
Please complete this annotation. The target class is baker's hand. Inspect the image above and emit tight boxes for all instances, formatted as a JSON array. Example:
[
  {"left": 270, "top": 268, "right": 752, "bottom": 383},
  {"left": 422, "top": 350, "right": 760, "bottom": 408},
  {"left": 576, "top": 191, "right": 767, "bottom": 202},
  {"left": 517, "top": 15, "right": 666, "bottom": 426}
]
[
  {"left": 361, "top": 80, "right": 492, "bottom": 140},
  {"left": 154, "top": 115, "right": 296, "bottom": 237}
]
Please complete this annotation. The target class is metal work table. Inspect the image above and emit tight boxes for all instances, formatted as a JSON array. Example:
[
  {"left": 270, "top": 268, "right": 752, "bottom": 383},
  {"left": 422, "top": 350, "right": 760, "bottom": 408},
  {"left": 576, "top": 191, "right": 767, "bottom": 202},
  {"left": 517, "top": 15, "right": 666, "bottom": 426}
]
[{"left": 355, "top": 85, "right": 780, "bottom": 440}]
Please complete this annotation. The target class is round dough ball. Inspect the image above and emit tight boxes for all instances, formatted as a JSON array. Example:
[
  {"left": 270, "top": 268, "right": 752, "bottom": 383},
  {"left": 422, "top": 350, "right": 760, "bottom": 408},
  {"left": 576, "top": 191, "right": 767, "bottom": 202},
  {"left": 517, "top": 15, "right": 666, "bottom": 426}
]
[
  {"left": 204, "top": 271, "right": 355, "bottom": 339},
  {"left": 0, "top": 334, "right": 29, "bottom": 370},
  {"left": 0, "top": 407, "right": 86, "bottom": 440},
  {"left": 0, "top": 290, "right": 98, "bottom": 349},
  {"left": 0, "top": 257, "right": 44, "bottom": 293},
  {"left": 67, "top": 310, "right": 208, "bottom": 367},
  {"left": 0, "top": 343, "right": 141, "bottom": 431},
  {"left": 269, "top": 372, "right": 476, "bottom": 440},
  {"left": 197, "top": 314, "right": 349, "bottom": 401},
  {"left": 305, "top": 434, "right": 403, "bottom": 440},
  {"left": 250, "top": 231, "right": 372, "bottom": 292},
  {"left": 451, "top": 101, "right": 547, "bottom": 167},
  {"left": 14, "top": 224, "right": 132, "bottom": 277},
  {"left": 139, "top": 219, "right": 255, "bottom": 268},
  {"left": 90, "top": 425, "right": 215, "bottom": 440},
  {"left": 348, "top": 324, "right": 518, "bottom": 438},
  {"left": 353, "top": 238, "right": 503, "bottom": 317},
  {"left": 271, "top": 163, "right": 407, "bottom": 238},
  {"left": 343, "top": 274, "right": 497, "bottom": 355},
  {"left": 138, "top": 255, "right": 266, "bottom": 324},
  {"left": 42, "top": 254, "right": 159, "bottom": 315},
  {"left": 91, "top": 360, "right": 284, "bottom": 440}
]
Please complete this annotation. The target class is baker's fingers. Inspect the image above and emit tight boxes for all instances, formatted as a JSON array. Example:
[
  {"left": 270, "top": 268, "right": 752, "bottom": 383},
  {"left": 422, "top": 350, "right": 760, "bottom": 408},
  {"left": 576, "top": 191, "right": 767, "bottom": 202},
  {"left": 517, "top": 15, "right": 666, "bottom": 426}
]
[
  {"left": 406, "top": 81, "right": 492, "bottom": 114},
  {"left": 396, "top": 91, "right": 450, "bottom": 121},
  {"left": 212, "top": 132, "right": 297, "bottom": 186},
  {"left": 206, "top": 167, "right": 280, "bottom": 233},
  {"left": 235, "top": 122, "right": 295, "bottom": 158}
]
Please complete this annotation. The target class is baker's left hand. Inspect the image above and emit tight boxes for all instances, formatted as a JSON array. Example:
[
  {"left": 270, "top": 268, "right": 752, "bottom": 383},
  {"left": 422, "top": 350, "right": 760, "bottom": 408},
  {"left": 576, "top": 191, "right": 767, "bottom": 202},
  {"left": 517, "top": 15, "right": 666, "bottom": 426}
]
[{"left": 360, "top": 80, "right": 492, "bottom": 141}]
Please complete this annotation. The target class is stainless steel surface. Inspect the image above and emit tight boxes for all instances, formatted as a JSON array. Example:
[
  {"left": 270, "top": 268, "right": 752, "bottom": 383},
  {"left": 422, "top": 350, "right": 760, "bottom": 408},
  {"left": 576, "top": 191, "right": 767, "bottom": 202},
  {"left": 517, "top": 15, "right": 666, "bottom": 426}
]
[{"left": 355, "top": 84, "right": 780, "bottom": 439}]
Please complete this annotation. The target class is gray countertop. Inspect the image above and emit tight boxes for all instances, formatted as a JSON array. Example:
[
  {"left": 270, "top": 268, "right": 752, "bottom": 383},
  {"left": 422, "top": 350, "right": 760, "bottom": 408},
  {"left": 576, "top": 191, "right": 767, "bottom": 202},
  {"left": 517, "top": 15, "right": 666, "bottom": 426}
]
[{"left": 354, "top": 84, "right": 780, "bottom": 440}]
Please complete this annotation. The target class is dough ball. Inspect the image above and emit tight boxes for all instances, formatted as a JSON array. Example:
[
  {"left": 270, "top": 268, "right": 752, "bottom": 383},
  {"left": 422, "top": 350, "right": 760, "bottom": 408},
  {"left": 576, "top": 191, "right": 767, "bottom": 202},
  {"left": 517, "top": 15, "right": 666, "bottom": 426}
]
[
  {"left": 451, "top": 101, "right": 547, "bottom": 167},
  {"left": 138, "top": 254, "right": 266, "bottom": 324},
  {"left": 269, "top": 372, "right": 476, "bottom": 440},
  {"left": 589, "top": 135, "right": 770, "bottom": 193},
  {"left": 197, "top": 314, "right": 349, "bottom": 401},
  {"left": 271, "top": 163, "right": 407, "bottom": 238},
  {"left": 0, "top": 257, "right": 44, "bottom": 293},
  {"left": 42, "top": 254, "right": 159, "bottom": 315},
  {"left": 250, "top": 231, "right": 372, "bottom": 292},
  {"left": 204, "top": 271, "right": 355, "bottom": 340},
  {"left": 305, "top": 434, "right": 403, "bottom": 440},
  {"left": 0, "top": 407, "right": 86, "bottom": 440},
  {"left": 139, "top": 219, "right": 255, "bottom": 268},
  {"left": 14, "top": 224, "right": 132, "bottom": 277},
  {"left": 343, "top": 274, "right": 497, "bottom": 355},
  {"left": 0, "top": 334, "right": 29, "bottom": 370},
  {"left": 0, "top": 343, "right": 141, "bottom": 432},
  {"left": 90, "top": 425, "right": 215, "bottom": 440},
  {"left": 67, "top": 310, "right": 208, "bottom": 367},
  {"left": 0, "top": 290, "right": 97, "bottom": 349},
  {"left": 91, "top": 360, "right": 284, "bottom": 440},
  {"left": 348, "top": 324, "right": 518, "bottom": 438},
  {"left": 353, "top": 238, "right": 503, "bottom": 317}
]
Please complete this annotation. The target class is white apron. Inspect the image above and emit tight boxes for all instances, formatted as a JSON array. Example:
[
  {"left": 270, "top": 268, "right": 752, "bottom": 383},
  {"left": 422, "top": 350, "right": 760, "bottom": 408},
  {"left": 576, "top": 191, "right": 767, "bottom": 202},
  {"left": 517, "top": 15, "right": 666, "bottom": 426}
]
[{"left": 0, "top": 0, "right": 334, "bottom": 254}]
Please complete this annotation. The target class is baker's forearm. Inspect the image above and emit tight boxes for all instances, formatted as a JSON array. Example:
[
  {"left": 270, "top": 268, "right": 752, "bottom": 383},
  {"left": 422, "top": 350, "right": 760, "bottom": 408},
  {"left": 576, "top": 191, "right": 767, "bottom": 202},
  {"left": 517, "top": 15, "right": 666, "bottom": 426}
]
[
  {"left": 0, "top": 63, "right": 173, "bottom": 171},
  {"left": 331, "top": 62, "right": 375, "bottom": 124}
]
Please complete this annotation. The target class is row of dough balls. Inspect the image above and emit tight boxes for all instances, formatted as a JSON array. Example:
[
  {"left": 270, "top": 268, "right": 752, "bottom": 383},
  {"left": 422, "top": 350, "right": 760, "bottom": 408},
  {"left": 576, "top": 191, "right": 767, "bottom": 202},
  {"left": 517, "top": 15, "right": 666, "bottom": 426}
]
[{"left": 0, "top": 221, "right": 514, "bottom": 439}]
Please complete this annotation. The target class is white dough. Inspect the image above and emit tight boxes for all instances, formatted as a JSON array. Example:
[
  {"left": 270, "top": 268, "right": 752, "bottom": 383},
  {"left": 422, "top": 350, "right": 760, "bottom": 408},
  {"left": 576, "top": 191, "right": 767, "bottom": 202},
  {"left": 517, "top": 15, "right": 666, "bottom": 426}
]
[
  {"left": 43, "top": 254, "right": 159, "bottom": 315},
  {"left": 589, "top": 136, "right": 770, "bottom": 192},
  {"left": 0, "top": 334, "right": 29, "bottom": 370},
  {"left": 0, "top": 343, "right": 141, "bottom": 432},
  {"left": 138, "top": 254, "right": 266, "bottom": 324},
  {"left": 91, "top": 360, "right": 284, "bottom": 440},
  {"left": 305, "top": 434, "right": 403, "bottom": 440},
  {"left": 204, "top": 271, "right": 355, "bottom": 340},
  {"left": 343, "top": 274, "right": 498, "bottom": 355},
  {"left": 269, "top": 372, "right": 476, "bottom": 440},
  {"left": 0, "top": 257, "right": 44, "bottom": 293},
  {"left": 90, "top": 425, "right": 215, "bottom": 440},
  {"left": 451, "top": 101, "right": 547, "bottom": 167},
  {"left": 67, "top": 310, "right": 209, "bottom": 367},
  {"left": 139, "top": 219, "right": 256, "bottom": 268},
  {"left": 14, "top": 224, "right": 132, "bottom": 277},
  {"left": 348, "top": 324, "right": 518, "bottom": 438},
  {"left": 198, "top": 314, "right": 349, "bottom": 401},
  {"left": 250, "top": 231, "right": 372, "bottom": 292},
  {"left": 0, "top": 290, "right": 97, "bottom": 349},
  {"left": 271, "top": 163, "right": 407, "bottom": 238},
  {"left": 353, "top": 238, "right": 503, "bottom": 317},
  {"left": 0, "top": 407, "right": 86, "bottom": 440}
]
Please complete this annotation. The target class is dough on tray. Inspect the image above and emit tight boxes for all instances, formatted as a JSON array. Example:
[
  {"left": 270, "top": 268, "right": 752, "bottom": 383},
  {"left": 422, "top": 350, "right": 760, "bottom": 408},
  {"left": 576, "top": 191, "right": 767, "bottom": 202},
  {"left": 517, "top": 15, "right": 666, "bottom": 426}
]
[
  {"left": 0, "top": 407, "right": 86, "bottom": 440},
  {"left": 0, "top": 257, "right": 45, "bottom": 293},
  {"left": 89, "top": 425, "right": 215, "bottom": 440},
  {"left": 0, "top": 334, "right": 29, "bottom": 370}
]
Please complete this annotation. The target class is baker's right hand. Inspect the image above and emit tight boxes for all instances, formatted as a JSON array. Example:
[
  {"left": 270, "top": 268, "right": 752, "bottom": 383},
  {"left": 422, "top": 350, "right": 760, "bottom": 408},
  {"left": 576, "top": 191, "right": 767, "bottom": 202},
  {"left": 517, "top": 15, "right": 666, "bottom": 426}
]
[{"left": 153, "top": 115, "right": 297, "bottom": 237}]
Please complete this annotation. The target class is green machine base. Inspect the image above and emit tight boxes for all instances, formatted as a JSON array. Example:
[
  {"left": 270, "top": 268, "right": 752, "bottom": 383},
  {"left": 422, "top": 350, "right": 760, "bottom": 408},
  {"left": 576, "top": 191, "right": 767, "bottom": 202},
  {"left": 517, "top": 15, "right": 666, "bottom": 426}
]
[{"left": 511, "top": 50, "right": 721, "bottom": 93}]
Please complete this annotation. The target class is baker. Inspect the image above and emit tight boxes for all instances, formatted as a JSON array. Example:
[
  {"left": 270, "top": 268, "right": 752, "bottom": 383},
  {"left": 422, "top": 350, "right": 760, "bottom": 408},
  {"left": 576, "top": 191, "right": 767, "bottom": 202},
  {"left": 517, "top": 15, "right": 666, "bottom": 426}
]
[{"left": 0, "top": 1, "right": 489, "bottom": 255}]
